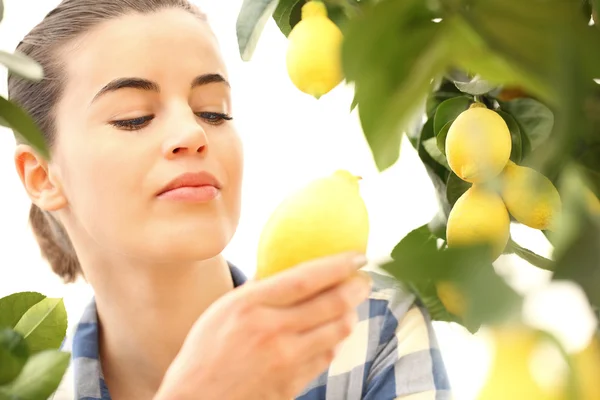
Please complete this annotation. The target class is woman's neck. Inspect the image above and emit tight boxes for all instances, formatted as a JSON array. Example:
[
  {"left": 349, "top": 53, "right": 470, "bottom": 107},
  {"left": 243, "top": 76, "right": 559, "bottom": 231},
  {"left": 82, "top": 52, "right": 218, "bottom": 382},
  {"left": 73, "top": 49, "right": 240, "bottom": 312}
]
[{"left": 88, "top": 255, "right": 235, "bottom": 399}]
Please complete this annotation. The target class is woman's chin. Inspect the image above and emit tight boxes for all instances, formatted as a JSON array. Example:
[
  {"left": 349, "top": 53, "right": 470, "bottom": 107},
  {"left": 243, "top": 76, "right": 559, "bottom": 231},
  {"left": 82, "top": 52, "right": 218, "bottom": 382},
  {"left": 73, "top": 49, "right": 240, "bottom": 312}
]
[{"left": 144, "top": 224, "right": 235, "bottom": 263}]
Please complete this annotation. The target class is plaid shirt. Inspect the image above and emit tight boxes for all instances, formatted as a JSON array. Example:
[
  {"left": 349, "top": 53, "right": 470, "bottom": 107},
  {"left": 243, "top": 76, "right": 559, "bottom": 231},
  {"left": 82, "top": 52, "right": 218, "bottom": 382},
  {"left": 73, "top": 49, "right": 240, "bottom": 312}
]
[{"left": 52, "top": 265, "right": 451, "bottom": 400}]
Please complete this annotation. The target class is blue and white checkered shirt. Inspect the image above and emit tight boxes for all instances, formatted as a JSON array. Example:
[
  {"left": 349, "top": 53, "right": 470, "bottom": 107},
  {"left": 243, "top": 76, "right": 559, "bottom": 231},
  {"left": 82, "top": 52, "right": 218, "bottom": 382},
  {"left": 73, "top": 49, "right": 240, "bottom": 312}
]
[{"left": 52, "top": 265, "right": 451, "bottom": 399}]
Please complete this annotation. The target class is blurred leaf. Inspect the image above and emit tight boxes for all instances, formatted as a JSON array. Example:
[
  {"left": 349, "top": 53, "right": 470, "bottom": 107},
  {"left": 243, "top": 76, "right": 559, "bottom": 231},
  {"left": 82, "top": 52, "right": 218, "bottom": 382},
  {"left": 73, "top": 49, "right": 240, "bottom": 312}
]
[
  {"left": 236, "top": 0, "right": 280, "bottom": 61},
  {"left": 0, "top": 51, "right": 43, "bottom": 82},
  {"left": 552, "top": 166, "right": 600, "bottom": 307},
  {"left": 0, "top": 97, "right": 48, "bottom": 160},
  {"left": 0, "top": 1, "right": 3, "bottom": 23},
  {"left": 501, "top": 98, "right": 554, "bottom": 153},
  {"left": 417, "top": 117, "right": 449, "bottom": 183},
  {"left": 272, "top": 0, "right": 303, "bottom": 37},
  {"left": 422, "top": 137, "right": 449, "bottom": 170},
  {"left": 453, "top": 74, "right": 498, "bottom": 96},
  {"left": 410, "top": 281, "right": 458, "bottom": 324},
  {"left": 505, "top": 238, "right": 554, "bottom": 271},
  {"left": 343, "top": 0, "right": 454, "bottom": 171},
  {"left": 428, "top": 211, "right": 447, "bottom": 240},
  {"left": 456, "top": 0, "right": 581, "bottom": 104},
  {"left": 2, "top": 350, "right": 69, "bottom": 400},
  {"left": 496, "top": 110, "right": 523, "bottom": 163},
  {"left": 0, "top": 329, "right": 29, "bottom": 385},
  {"left": 436, "top": 120, "right": 452, "bottom": 155},
  {"left": 433, "top": 96, "right": 471, "bottom": 139},
  {"left": 0, "top": 293, "right": 45, "bottom": 330},
  {"left": 446, "top": 172, "right": 471, "bottom": 206},
  {"left": 13, "top": 298, "right": 67, "bottom": 354}
]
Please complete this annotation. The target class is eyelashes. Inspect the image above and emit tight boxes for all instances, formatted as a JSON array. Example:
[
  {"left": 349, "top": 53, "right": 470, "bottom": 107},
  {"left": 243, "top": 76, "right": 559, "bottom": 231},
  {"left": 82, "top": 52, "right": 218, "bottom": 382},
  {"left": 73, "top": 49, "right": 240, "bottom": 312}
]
[{"left": 109, "top": 112, "right": 233, "bottom": 131}]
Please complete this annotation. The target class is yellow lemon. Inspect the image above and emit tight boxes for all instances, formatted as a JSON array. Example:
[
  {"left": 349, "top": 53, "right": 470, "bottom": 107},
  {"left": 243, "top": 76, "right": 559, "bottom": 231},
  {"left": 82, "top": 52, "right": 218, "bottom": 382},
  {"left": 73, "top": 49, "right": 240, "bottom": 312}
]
[
  {"left": 500, "top": 161, "right": 561, "bottom": 230},
  {"left": 436, "top": 281, "right": 467, "bottom": 318},
  {"left": 446, "top": 185, "right": 510, "bottom": 260},
  {"left": 478, "top": 326, "right": 565, "bottom": 400},
  {"left": 256, "top": 170, "right": 369, "bottom": 279},
  {"left": 286, "top": 1, "right": 344, "bottom": 99},
  {"left": 568, "top": 335, "right": 600, "bottom": 399},
  {"left": 446, "top": 103, "right": 512, "bottom": 183},
  {"left": 584, "top": 187, "right": 600, "bottom": 215}
]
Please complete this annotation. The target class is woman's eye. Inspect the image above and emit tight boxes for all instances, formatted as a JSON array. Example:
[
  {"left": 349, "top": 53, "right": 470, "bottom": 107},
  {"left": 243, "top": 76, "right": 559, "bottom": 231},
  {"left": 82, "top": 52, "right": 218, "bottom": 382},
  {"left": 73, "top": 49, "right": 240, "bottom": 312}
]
[
  {"left": 110, "top": 115, "right": 154, "bottom": 131},
  {"left": 196, "top": 112, "right": 233, "bottom": 126}
]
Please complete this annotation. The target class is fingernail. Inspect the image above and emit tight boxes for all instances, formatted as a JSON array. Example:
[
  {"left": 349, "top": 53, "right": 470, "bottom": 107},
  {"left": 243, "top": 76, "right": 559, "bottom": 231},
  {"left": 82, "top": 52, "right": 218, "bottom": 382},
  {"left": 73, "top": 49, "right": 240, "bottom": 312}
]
[{"left": 352, "top": 254, "right": 368, "bottom": 268}]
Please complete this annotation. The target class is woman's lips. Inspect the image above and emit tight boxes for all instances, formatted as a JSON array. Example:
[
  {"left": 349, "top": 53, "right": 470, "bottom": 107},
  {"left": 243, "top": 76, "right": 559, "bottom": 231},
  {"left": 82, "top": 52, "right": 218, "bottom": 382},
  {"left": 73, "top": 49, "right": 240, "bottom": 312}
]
[{"left": 157, "top": 185, "right": 220, "bottom": 202}]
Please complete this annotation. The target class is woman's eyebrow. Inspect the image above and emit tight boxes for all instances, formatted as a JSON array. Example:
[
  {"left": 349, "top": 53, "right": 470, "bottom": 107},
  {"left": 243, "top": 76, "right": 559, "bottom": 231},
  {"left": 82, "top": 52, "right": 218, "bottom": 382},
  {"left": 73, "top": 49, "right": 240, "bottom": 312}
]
[
  {"left": 91, "top": 73, "right": 230, "bottom": 105},
  {"left": 91, "top": 77, "right": 159, "bottom": 104}
]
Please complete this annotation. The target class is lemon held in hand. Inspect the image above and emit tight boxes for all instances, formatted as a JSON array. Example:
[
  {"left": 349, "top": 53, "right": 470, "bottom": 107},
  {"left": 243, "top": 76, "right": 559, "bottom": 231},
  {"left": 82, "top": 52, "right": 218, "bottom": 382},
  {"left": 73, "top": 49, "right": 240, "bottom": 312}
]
[
  {"left": 446, "top": 103, "right": 512, "bottom": 184},
  {"left": 500, "top": 161, "right": 561, "bottom": 231},
  {"left": 286, "top": 1, "right": 344, "bottom": 99},
  {"left": 446, "top": 185, "right": 510, "bottom": 261},
  {"left": 256, "top": 170, "right": 369, "bottom": 279}
]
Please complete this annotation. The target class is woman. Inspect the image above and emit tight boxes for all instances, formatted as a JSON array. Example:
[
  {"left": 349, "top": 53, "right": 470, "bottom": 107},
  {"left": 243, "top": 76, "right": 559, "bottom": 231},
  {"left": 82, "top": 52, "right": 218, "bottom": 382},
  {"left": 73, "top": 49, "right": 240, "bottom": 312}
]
[{"left": 10, "top": 0, "right": 451, "bottom": 399}]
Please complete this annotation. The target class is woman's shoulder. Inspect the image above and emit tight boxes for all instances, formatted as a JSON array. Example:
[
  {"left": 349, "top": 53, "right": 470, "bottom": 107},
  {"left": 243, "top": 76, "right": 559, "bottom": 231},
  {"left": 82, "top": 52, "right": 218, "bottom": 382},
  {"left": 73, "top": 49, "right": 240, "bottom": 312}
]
[{"left": 296, "top": 268, "right": 451, "bottom": 400}]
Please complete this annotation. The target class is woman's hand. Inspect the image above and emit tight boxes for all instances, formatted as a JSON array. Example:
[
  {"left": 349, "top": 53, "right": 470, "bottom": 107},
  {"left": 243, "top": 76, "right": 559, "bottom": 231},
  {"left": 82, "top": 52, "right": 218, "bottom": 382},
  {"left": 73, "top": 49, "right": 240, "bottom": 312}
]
[{"left": 154, "top": 252, "right": 371, "bottom": 400}]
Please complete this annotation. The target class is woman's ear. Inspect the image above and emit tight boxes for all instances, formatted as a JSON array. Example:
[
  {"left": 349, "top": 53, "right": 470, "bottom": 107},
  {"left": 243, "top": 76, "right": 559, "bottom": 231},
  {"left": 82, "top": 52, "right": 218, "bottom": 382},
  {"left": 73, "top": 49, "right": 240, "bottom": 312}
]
[{"left": 15, "top": 144, "right": 67, "bottom": 211}]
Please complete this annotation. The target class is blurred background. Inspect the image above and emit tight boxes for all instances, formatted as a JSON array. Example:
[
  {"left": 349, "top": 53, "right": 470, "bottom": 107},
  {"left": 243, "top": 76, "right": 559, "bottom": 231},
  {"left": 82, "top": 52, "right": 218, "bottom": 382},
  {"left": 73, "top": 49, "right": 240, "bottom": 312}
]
[{"left": 0, "top": 0, "right": 597, "bottom": 398}]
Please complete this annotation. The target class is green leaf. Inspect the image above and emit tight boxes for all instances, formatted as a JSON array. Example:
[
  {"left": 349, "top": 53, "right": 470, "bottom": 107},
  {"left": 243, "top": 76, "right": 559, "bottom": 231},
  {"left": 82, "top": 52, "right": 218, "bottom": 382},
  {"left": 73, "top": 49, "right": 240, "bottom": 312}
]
[
  {"left": 0, "top": 51, "right": 43, "bottom": 82},
  {"left": 496, "top": 110, "right": 523, "bottom": 163},
  {"left": 2, "top": 350, "right": 70, "bottom": 400},
  {"left": 433, "top": 96, "right": 471, "bottom": 137},
  {"left": 13, "top": 298, "right": 67, "bottom": 354},
  {"left": 501, "top": 98, "right": 554, "bottom": 153},
  {"left": 436, "top": 120, "right": 452, "bottom": 155},
  {"left": 446, "top": 172, "right": 471, "bottom": 206},
  {"left": 384, "top": 226, "right": 522, "bottom": 330},
  {"left": 0, "top": 1, "right": 4, "bottom": 23},
  {"left": 342, "top": 0, "right": 454, "bottom": 171},
  {"left": 236, "top": 0, "right": 280, "bottom": 61},
  {"left": 453, "top": 75, "right": 497, "bottom": 96},
  {"left": 422, "top": 137, "right": 450, "bottom": 170},
  {"left": 272, "top": 0, "right": 303, "bottom": 37},
  {"left": 505, "top": 239, "right": 554, "bottom": 271},
  {"left": 0, "top": 97, "right": 48, "bottom": 160},
  {"left": 428, "top": 211, "right": 447, "bottom": 240},
  {"left": 409, "top": 281, "right": 458, "bottom": 325},
  {"left": 0, "top": 293, "right": 45, "bottom": 329},
  {"left": 0, "top": 329, "right": 29, "bottom": 385}
]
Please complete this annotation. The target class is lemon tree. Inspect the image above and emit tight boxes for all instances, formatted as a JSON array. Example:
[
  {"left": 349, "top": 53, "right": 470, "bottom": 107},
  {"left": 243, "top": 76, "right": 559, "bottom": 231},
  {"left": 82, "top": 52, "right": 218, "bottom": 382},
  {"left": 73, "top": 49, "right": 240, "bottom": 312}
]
[{"left": 237, "top": 0, "right": 600, "bottom": 398}]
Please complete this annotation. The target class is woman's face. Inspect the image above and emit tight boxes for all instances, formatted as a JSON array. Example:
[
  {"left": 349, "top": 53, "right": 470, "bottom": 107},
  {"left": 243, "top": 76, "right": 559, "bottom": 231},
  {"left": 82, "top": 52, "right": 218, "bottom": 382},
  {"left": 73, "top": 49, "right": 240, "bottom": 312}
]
[{"left": 49, "top": 8, "right": 243, "bottom": 265}]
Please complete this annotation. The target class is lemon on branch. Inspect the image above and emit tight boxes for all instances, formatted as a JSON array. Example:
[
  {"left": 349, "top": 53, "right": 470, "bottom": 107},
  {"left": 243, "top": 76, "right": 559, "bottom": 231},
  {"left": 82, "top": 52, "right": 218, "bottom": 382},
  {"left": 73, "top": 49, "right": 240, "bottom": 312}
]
[
  {"left": 446, "top": 185, "right": 510, "bottom": 261},
  {"left": 446, "top": 103, "right": 512, "bottom": 184},
  {"left": 286, "top": 1, "right": 344, "bottom": 99},
  {"left": 500, "top": 161, "right": 562, "bottom": 231},
  {"left": 256, "top": 170, "right": 369, "bottom": 279}
]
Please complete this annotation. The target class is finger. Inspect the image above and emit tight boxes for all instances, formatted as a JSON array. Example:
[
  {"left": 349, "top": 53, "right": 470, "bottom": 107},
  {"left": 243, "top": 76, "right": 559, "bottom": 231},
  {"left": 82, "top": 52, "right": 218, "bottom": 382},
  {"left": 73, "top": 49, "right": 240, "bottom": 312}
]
[
  {"left": 295, "top": 310, "right": 359, "bottom": 361},
  {"left": 277, "top": 271, "right": 371, "bottom": 332},
  {"left": 248, "top": 252, "right": 368, "bottom": 307}
]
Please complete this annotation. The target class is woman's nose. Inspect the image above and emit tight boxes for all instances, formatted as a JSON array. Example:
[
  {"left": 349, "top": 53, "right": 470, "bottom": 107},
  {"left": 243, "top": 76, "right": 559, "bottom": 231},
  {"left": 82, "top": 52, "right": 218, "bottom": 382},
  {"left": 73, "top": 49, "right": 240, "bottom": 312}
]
[{"left": 162, "top": 116, "right": 208, "bottom": 158}]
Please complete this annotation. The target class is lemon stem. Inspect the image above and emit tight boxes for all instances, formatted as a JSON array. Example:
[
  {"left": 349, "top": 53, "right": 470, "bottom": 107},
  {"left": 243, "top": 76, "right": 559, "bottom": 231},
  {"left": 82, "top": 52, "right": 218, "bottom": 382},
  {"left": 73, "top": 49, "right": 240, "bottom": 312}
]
[
  {"left": 469, "top": 102, "right": 487, "bottom": 109},
  {"left": 302, "top": 1, "right": 328, "bottom": 19}
]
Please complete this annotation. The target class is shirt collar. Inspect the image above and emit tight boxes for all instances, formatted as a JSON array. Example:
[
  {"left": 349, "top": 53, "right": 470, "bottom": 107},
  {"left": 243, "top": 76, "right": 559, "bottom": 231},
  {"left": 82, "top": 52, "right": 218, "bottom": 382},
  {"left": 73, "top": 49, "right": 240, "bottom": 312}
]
[{"left": 71, "top": 263, "right": 247, "bottom": 400}]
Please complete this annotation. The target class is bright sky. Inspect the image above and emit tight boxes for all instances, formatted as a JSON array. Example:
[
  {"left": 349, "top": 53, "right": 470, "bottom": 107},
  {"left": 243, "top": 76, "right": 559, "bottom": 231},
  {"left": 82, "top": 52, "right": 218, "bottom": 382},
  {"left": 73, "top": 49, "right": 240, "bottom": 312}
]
[{"left": 0, "top": 1, "right": 596, "bottom": 399}]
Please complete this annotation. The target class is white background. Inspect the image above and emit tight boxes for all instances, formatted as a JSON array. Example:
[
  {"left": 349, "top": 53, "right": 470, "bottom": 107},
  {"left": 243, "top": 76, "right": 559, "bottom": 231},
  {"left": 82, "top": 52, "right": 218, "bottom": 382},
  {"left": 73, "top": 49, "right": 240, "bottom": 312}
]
[{"left": 0, "top": 1, "right": 597, "bottom": 398}]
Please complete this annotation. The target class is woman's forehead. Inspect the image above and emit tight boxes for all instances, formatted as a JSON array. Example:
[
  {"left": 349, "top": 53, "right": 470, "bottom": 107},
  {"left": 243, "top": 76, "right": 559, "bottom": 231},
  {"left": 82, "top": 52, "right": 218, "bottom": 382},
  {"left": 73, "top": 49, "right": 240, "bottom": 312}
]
[{"left": 61, "top": 8, "right": 227, "bottom": 102}]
